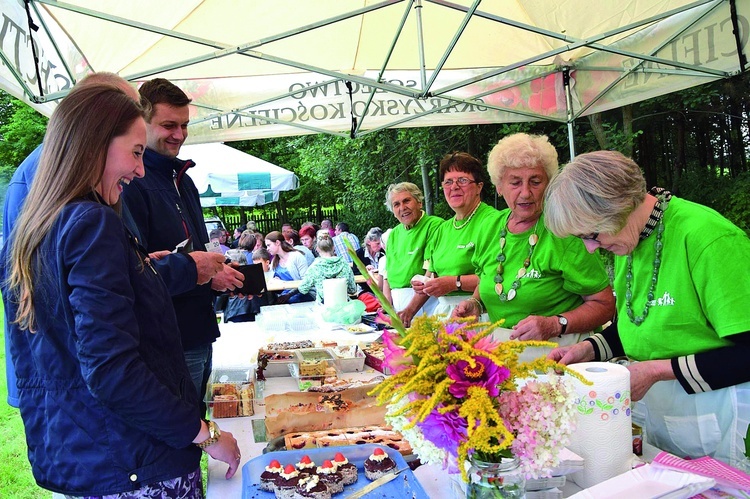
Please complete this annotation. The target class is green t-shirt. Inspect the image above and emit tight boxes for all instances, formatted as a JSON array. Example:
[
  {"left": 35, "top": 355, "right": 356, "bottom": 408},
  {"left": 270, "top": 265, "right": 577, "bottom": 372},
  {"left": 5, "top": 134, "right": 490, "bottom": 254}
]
[
  {"left": 615, "top": 197, "right": 750, "bottom": 360},
  {"left": 425, "top": 202, "right": 504, "bottom": 296},
  {"left": 474, "top": 210, "right": 610, "bottom": 326},
  {"left": 385, "top": 213, "right": 443, "bottom": 289}
]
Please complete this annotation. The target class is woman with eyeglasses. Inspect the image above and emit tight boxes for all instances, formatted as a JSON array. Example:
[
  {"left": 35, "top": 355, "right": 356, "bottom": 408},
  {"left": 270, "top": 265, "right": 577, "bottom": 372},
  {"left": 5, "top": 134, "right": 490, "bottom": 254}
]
[
  {"left": 405, "top": 152, "right": 503, "bottom": 325},
  {"left": 453, "top": 133, "right": 614, "bottom": 351},
  {"left": 544, "top": 150, "right": 750, "bottom": 466}
]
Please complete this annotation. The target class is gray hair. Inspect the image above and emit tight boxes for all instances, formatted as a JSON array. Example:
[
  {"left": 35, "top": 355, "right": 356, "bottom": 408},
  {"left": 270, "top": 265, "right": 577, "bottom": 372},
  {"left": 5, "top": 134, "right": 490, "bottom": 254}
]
[
  {"left": 364, "top": 227, "right": 383, "bottom": 243},
  {"left": 384, "top": 182, "right": 424, "bottom": 212},
  {"left": 545, "top": 150, "right": 647, "bottom": 237},
  {"left": 487, "top": 133, "right": 558, "bottom": 188}
]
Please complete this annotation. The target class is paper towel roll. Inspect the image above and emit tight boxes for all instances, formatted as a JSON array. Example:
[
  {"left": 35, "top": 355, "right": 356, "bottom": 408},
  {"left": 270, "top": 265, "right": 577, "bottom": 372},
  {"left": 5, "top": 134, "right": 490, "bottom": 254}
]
[
  {"left": 567, "top": 362, "right": 632, "bottom": 488},
  {"left": 323, "top": 278, "right": 348, "bottom": 308}
]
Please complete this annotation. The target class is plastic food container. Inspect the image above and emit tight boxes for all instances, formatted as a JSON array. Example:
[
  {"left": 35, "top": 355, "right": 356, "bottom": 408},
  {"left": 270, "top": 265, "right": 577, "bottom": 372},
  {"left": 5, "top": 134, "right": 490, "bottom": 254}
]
[
  {"left": 288, "top": 362, "right": 341, "bottom": 392},
  {"left": 257, "top": 349, "right": 297, "bottom": 377},
  {"left": 206, "top": 368, "right": 257, "bottom": 418},
  {"left": 330, "top": 345, "right": 366, "bottom": 372}
]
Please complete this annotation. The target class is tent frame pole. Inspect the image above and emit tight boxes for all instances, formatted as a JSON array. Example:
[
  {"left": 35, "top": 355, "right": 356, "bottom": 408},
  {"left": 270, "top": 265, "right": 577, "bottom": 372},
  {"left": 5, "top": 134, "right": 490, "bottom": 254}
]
[{"left": 562, "top": 68, "right": 576, "bottom": 160}]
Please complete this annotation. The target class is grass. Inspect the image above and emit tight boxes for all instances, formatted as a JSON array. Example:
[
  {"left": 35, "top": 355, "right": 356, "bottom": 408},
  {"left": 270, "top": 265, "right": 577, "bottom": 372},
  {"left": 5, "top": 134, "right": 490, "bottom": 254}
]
[
  {"left": 0, "top": 296, "right": 210, "bottom": 498},
  {"left": 0, "top": 296, "right": 43, "bottom": 498}
]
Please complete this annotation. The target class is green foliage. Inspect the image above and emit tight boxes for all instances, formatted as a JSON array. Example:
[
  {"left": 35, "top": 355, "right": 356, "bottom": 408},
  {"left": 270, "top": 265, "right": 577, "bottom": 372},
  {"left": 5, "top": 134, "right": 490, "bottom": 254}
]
[{"left": 0, "top": 93, "right": 47, "bottom": 182}]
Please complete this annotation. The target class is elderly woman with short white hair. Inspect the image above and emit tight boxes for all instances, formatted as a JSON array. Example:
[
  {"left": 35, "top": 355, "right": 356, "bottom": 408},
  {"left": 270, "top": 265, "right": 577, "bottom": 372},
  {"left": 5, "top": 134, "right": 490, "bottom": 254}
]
[
  {"left": 453, "top": 133, "right": 614, "bottom": 350},
  {"left": 382, "top": 182, "right": 443, "bottom": 325},
  {"left": 544, "top": 149, "right": 750, "bottom": 466}
]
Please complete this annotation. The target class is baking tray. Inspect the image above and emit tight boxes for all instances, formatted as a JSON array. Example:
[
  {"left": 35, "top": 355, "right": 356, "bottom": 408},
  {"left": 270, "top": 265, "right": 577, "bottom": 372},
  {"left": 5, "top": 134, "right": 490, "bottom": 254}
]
[{"left": 242, "top": 443, "right": 428, "bottom": 499}]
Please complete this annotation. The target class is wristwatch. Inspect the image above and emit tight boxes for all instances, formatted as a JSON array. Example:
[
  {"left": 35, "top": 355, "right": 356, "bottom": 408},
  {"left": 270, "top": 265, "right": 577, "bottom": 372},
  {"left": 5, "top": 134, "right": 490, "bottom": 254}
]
[
  {"left": 556, "top": 315, "right": 568, "bottom": 337},
  {"left": 456, "top": 275, "right": 462, "bottom": 290},
  {"left": 196, "top": 420, "right": 221, "bottom": 450}
]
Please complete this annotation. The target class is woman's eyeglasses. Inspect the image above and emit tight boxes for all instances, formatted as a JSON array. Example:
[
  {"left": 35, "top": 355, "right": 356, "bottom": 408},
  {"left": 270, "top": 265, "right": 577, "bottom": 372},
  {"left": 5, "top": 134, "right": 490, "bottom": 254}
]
[
  {"left": 580, "top": 232, "right": 600, "bottom": 242},
  {"left": 442, "top": 177, "right": 477, "bottom": 188}
]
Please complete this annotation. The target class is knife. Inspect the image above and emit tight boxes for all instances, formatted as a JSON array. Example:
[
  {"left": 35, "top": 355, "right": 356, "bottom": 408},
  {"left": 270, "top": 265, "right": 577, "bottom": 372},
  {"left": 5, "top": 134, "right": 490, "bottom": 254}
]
[{"left": 344, "top": 467, "right": 408, "bottom": 498}]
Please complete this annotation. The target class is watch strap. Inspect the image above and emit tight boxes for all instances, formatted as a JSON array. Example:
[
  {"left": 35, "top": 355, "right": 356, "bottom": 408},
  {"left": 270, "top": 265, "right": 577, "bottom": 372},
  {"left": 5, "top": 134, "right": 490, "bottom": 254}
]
[
  {"left": 196, "top": 420, "right": 221, "bottom": 450},
  {"left": 456, "top": 275, "right": 462, "bottom": 290}
]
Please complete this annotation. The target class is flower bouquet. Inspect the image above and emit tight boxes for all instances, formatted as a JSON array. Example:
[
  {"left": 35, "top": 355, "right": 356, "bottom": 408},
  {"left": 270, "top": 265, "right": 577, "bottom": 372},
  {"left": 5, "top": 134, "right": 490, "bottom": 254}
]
[{"left": 343, "top": 240, "right": 588, "bottom": 491}]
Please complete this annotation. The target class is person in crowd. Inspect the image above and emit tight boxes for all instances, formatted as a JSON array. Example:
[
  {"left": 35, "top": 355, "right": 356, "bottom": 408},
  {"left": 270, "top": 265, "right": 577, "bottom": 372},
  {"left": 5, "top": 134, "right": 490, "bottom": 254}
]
[
  {"left": 230, "top": 224, "right": 246, "bottom": 249},
  {"left": 333, "top": 222, "right": 361, "bottom": 263},
  {"left": 1, "top": 73, "right": 226, "bottom": 409},
  {"left": 121, "top": 78, "right": 244, "bottom": 415},
  {"left": 265, "top": 230, "right": 314, "bottom": 302},
  {"left": 544, "top": 150, "right": 750, "bottom": 466},
  {"left": 383, "top": 182, "right": 443, "bottom": 326},
  {"left": 290, "top": 229, "right": 315, "bottom": 265},
  {"left": 354, "top": 227, "right": 386, "bottom": 292},
  {"left": 253, "top": 231, "right": 265, "bottom": 251},
  {"left": 453, "top": 133, "right": 614, "bottom": 350},
  {"left": 252, "top": 247, "right": 274, "bottom": 282},
  {"left": 209, "top": 228, "right": 230, "bottom": 254},
  {"left": 278, "top": 233, "right": 356, "bottom": 304},
  {"left": 225, "top": 230, "right": 256, "bottom": 264},
  {"left": 299, "top": 225, "right": 319, "bottom": 258},
  {"left": 0, "top": 84, "right": 240, "bottom": 497},
  {"left": 410, "top": 152, "right": 504, "bottom": 320},
  {"left": 321, "top": 218, "right": 336, "bottom": 238},
  {"left": 281, "top": 222, "right": 295, "bottom": 244}
]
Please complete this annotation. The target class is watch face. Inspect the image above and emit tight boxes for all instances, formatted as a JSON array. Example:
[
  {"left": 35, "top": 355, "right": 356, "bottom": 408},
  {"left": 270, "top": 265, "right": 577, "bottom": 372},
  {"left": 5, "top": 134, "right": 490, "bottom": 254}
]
[{"left": 558, "top": 316, "right": 568, "bottom": 325}]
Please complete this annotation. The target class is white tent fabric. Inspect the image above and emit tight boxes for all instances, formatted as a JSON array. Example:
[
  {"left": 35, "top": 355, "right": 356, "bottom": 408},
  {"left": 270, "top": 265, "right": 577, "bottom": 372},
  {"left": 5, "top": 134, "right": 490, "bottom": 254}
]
[
  {"left": 181, "top": 143, "right": 299, "bottom": 207},
  {"left": 0, "top": 1, "right": 747, "bottom": 147}
]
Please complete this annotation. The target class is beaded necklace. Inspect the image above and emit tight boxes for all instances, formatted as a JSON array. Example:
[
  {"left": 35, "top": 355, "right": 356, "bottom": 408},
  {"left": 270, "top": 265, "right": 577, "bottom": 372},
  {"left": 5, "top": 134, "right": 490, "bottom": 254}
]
[
  {"left": 452, "top": 200, "right": 481, "bottom": 230},
  {"left": 494, "top": 218, "right": 539, "bottom": 302},
  {"left": 624, "top": 192, "right": 670, "bottom": 325}
]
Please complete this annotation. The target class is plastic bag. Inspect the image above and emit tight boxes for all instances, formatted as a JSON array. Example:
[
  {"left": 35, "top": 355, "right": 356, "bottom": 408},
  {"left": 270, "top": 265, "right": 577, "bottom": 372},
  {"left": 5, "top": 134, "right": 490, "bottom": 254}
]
[{"left": 321, "top": 299, "right": 366, "bottom": 324}]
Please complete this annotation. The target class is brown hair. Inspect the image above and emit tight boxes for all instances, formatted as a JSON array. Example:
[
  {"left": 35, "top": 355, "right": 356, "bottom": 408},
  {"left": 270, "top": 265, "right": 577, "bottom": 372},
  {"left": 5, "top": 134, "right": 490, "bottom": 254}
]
[
  {"left": 237, "top": 230, "right": 257, "bottom": 251},
  {"left": 138, "top": 78, "right": 191, "bottom": 121},
  {"left": 8, "top": 85, "right": 146, "bottom": 331},
  {"left": 265, "top": 230, "right": 302, "bottom": 269},
  {"left": 438, "top": 151, "right": 485, "bottom": 183}
]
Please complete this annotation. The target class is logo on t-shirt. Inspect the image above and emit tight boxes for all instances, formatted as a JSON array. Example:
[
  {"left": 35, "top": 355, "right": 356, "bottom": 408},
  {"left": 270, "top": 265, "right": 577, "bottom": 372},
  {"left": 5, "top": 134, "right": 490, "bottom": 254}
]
[
  {"left": 521, "top": 269, "right": 542, "bottom": 280},
  {"left": 456, "top": 242, "right": 475, "bottom": 250},
  {"left": 653, "top": 291, "right": 675, "bottom": 307}
]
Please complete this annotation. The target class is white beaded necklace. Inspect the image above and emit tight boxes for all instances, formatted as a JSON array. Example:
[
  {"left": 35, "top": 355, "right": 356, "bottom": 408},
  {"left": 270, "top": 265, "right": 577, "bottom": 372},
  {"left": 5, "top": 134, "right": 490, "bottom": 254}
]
[{"left": 452, "top": 200, "right": 481, "bottom": 230}]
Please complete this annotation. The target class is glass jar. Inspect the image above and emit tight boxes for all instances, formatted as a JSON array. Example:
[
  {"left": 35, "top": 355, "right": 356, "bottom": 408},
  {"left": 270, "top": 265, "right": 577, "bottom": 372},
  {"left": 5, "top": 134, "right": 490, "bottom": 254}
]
[{"left": 467, "top": 454, "right": 526, "bottom": 499}]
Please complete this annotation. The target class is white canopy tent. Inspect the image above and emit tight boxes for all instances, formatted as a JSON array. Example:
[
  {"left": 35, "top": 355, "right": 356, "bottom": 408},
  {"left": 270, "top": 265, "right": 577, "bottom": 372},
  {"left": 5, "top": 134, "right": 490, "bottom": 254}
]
[
  {"left": 0, "top": 0, "right": 747, "bottom": 155},
  {"left": 180, "top": 142, "right": 299, "bottom": 207}
]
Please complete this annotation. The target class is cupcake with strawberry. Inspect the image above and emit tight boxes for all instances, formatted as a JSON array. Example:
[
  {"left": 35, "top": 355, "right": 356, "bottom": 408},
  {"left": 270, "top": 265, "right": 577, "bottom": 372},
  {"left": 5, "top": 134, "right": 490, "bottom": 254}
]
[
  {"left": 332, "top": 452, "right": 358, "bottom": 485},
  {"left": 363, "top": 447, "right": 396, "bottom": 480},
  {"left": 274, "top": 464, "right": 301, "bottom": 499},
  {"left": 315, "top": 459, "right": 344, "bottom": 494},
  {"left": 295, "top": 455, "right": 317, "bottom": 478},
  {"left": 260, "top": 459, "right": 283, "bottom": 491},
  {"left": 295, "top": 474, "right": 331, "bottom": 499}
]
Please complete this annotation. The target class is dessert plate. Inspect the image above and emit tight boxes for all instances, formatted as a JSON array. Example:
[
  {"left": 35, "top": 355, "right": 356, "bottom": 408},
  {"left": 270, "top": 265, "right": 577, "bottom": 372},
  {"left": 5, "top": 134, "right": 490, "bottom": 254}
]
[{"left": 242, "top": 443, "right": 429, "bottom": 498}]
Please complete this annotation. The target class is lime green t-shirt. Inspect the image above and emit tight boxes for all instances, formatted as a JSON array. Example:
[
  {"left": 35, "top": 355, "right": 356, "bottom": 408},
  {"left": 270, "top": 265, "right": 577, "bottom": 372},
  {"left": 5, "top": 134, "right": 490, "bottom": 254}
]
[
  {"left": 615, "top": 197, "right": 750, "bottom": 360},
  {"left": 385, "top": 213, "right": 443, "bottom": 289},
  {"left": 474, "top": 210, "right": 610, "bottom": 326},
  {"left": 425, "top": 202, "right": 504, "bottom": 296}
]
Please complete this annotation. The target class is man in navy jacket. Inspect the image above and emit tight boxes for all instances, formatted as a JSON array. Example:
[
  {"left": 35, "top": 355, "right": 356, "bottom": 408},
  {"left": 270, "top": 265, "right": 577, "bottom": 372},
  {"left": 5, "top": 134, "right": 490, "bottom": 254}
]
[{"left": 122, "top": 78, "right": 243, "bottom": 413}]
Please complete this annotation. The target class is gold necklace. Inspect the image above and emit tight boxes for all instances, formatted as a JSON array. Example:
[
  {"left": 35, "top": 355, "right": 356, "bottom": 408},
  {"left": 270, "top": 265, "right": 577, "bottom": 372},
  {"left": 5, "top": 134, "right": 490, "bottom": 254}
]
[
  {"left": 452, "top": 201, "right": 481, "bottom": 230},
  {"left": 494, "top": 218, "right": 539, "bottom": 302}
]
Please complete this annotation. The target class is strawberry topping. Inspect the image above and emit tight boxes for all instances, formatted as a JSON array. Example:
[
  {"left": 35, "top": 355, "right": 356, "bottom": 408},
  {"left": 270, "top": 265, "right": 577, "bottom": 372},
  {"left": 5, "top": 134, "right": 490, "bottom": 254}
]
[
  {"left": 300, "top": 455, "right": 312, "bottom": 464},
  {"left": 270, "top": 459, "right": 281, "bottom": 467},
  {"left": 334, "top": 452, "right": 346, "bottom": 462},
  {"left": 284, "top": 464, "right": 296, "bottom": 474},
  {"left": 373, "top": 447, "right": 385, "bottom": 456},
  {"left": 322, "top": 460, "right": 334, "bottom": 468}
]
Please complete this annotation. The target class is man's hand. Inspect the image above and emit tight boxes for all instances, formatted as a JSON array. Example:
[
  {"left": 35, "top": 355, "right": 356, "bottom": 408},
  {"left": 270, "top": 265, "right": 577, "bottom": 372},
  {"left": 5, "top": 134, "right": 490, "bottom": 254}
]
[
  {"left": 188, "top": 252, "right": 225, "bottom": 285},
  {"left": 211, "top": 263, "right": 244, "bottom": 292},
  {"left": 148, "top": 250, "right": 171, "bottom": 260}
]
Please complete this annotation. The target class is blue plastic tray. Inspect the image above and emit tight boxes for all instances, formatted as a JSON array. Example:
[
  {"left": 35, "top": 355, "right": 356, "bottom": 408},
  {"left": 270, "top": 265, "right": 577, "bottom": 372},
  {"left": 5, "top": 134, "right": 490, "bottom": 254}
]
[{"left": 242, "top": 443, "right": 429, "bottom": 498}]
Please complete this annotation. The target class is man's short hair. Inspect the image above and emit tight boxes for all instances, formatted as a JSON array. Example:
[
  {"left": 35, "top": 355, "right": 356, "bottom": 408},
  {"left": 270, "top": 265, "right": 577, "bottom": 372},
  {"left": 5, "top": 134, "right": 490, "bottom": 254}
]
[
  {"left": 209, "top": 229, "right": 223, "bottom": 240},
  {"left": 138, "top": 78, "right": 191, "bottom": 121},
  {"left": 336, "top": 222, "right": 350, "bottom": 232}
]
